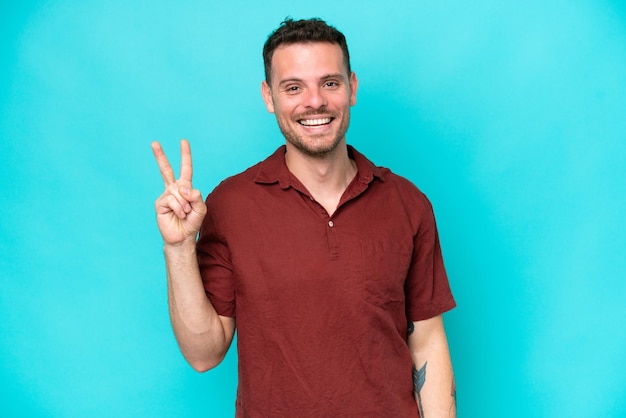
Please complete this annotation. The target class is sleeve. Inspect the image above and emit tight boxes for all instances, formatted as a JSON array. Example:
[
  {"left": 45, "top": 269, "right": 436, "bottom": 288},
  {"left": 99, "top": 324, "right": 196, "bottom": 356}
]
[
  {"left": 196, "top": 192, "right": 236, "bottom": 318},
  {"left": 405, "top": 196, "right": 456, "bottom": 321}
]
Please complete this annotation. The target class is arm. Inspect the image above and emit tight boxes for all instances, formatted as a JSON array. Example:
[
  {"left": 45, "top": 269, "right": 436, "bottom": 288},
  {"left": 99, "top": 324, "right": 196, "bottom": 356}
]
[
  {"left": 408, "top": 315, "right": 456, "bottom": 418},
  {"left": 164, "top": 240, "right": 235, "bottom": 371},
  {"left": 152, "top": 140, "right": 235, "bottom": 372}
]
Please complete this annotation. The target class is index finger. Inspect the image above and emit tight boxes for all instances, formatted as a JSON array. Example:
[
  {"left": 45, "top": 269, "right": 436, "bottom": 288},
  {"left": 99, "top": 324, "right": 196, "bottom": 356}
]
[
  {"left": 179, "top": 139, "right": 193, "bottom": 184},
  {"left": 151, "top": 141, "right": 176, "bottom": 186}
]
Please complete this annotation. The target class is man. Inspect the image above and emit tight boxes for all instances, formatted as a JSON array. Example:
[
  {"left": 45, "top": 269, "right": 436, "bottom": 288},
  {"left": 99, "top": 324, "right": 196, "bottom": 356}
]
[{"left": 152, "top": 18, "right": 456, "bottom": 417}]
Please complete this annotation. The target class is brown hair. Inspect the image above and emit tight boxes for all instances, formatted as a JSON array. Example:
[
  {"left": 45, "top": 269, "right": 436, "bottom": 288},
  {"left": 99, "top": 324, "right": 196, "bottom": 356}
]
[{"left": 262, "top": 18, "right": 351, "bottom": 84}]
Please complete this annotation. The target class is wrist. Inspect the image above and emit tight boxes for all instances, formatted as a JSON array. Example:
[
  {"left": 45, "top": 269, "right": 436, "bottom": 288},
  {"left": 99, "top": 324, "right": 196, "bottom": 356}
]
[{"left": 163, "top": 238, "right": 197, "bottom": 257}]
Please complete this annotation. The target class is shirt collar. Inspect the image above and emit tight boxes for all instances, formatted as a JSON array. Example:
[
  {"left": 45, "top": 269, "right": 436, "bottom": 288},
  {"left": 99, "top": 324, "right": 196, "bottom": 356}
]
[{"left": 253, "top": 145, "right": 388, "bottom": 189}]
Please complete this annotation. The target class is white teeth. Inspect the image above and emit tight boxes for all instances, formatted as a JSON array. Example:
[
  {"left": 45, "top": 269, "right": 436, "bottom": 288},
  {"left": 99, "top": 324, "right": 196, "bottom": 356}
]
[{"left": 299, "top": 118, "right": 332, "bottom": 126}]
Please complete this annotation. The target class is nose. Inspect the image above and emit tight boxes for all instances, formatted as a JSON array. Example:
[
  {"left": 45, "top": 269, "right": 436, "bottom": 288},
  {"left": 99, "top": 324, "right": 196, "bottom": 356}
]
[{"left": 303, "top": 86, "right": 327, "bottom": 109}]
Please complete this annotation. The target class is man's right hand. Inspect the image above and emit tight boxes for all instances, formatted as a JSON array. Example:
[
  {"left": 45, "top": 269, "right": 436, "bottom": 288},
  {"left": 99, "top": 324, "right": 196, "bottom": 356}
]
[{"left": 151, "top": 139, "right": 207, "bottom": 246}]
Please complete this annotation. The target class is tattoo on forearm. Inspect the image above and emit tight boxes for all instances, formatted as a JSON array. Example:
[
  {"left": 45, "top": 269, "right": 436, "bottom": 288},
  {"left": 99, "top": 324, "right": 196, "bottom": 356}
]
[
  {"left": 407, "top": 321, "right": 415, "bottom": 338},
  {"left": 413, "top": 362, "right": 427, "bottom": 417},
  {"left": 450, "top": 377, "right": 457, "bottom": 416}
]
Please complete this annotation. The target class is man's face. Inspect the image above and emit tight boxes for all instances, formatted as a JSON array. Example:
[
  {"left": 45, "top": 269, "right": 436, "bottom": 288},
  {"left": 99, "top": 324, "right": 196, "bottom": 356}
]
[{"left": 261, "top": 42, "right": 358, "bottom": 159}]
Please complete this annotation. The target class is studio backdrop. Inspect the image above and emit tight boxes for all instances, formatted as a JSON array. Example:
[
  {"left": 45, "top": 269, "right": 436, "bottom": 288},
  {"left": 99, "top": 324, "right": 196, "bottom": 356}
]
[{"left": 1, "top": 1, "right": 625, "bottom": 417}]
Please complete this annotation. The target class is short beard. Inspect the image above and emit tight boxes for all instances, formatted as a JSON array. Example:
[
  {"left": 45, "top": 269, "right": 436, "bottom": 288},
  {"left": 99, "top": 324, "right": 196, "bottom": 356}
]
[{"left": 277, "top": 109, "right": 351, "bottom": 159}]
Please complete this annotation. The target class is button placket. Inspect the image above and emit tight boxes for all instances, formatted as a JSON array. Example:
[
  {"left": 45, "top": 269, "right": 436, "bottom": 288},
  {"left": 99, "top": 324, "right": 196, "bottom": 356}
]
[{"left": 326, "top": 217, "right": 339, "bottom": 260}]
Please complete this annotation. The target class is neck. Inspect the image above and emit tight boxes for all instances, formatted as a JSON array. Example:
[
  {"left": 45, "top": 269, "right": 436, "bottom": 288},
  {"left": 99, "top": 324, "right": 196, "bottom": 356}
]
[{"left": 285, "top": 142, "right": 357, "bottom": 215}]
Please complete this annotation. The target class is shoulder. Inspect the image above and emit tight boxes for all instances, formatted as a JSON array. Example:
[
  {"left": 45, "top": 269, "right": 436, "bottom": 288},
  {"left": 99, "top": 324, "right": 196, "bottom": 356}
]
[
  {"left": 378, "top": 169, "right": 434, "bottom": 214},
  {"left": 350, "top": 145, "right": 434, "bottom": 215},
  {"left": 208, "top": 146, "right": 286, "bottom": 203},
  {"left": 206, "top": 162, "right": 262, "bottom": 207}
]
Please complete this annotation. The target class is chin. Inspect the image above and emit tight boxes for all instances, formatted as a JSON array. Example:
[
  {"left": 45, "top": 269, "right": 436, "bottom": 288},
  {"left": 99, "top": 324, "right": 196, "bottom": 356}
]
[{"left": 288, "top": 135, "right": 344, "bottom": 158}]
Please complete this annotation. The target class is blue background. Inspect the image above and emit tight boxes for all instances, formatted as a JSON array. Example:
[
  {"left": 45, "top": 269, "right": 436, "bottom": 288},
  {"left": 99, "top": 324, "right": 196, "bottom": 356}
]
[{"left": 1, "top": 1, "right": 625, "bottom": 417}]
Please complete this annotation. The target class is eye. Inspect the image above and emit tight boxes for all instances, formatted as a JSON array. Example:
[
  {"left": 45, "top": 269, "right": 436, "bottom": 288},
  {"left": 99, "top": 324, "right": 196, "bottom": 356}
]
[
  {"left": 324, "top": 81, "right": 340, "bottom": 88},
  {"left": 284, "top": 85, "right": 301, "bottom": 93}
]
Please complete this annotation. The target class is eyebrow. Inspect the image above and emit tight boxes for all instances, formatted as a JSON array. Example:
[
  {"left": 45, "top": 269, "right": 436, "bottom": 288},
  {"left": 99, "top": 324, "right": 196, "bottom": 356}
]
[{"left": 277, "top": 73, "right": 346, "bottom": 87}]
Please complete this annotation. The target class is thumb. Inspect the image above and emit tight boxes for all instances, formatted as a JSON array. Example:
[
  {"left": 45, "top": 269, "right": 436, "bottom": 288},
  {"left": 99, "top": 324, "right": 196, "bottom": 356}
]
[
  {"left": 177, "top": 186, "right": 193, "bottom": 214},
  {"left": 178, "top": 185, "right": 191, "bottom": 197},
  {"left": 178, "top": 185, "right": 206, "bottom": 215}
]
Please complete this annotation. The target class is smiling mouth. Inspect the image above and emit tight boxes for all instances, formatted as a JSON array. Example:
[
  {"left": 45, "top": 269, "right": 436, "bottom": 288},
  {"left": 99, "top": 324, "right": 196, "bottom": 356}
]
[{"left": 298, "top": 117, "right": 333, "bottom": 126}]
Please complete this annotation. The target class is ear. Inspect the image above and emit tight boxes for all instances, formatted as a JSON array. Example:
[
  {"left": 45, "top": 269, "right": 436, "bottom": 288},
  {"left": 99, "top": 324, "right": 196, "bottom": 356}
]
[
  {"left": 261, "top": 80, "right": 275, "bottom": 113},
  {"left": 349, "top": 72, "right": 358, "bottom": 106}
]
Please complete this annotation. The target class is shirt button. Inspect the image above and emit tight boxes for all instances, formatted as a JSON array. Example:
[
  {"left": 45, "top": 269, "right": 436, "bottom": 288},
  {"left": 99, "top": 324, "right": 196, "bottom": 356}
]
[{"left": 328, "top": 220, "right": 334, "bottom": 227}]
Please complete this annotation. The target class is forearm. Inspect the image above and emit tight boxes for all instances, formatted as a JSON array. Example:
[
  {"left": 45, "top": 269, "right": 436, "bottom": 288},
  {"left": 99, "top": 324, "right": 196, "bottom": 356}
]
[
  {"left": 409, "top": 316, "right": 456, "bottom": 418},
  {"left": 164, "top": 241, "right": 234, "bottom": 371}
]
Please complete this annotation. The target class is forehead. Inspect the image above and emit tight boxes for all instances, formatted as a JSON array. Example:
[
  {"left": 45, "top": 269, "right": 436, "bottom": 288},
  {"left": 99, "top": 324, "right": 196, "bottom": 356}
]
[{"left": 270, "top": 42, "right": 347, "bottom": 82}]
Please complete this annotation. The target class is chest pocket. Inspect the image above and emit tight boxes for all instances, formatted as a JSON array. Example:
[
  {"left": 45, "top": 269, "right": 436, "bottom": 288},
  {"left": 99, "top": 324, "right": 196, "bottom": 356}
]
[{"left": 360, "top": 239, "right": 413, "bottom": 306}]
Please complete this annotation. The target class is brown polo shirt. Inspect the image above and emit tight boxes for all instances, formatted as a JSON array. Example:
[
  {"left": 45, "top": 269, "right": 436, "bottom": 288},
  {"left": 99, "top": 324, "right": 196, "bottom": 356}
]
[{"left": 197, "top": 145, "right": 455, "bottom": 417}]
